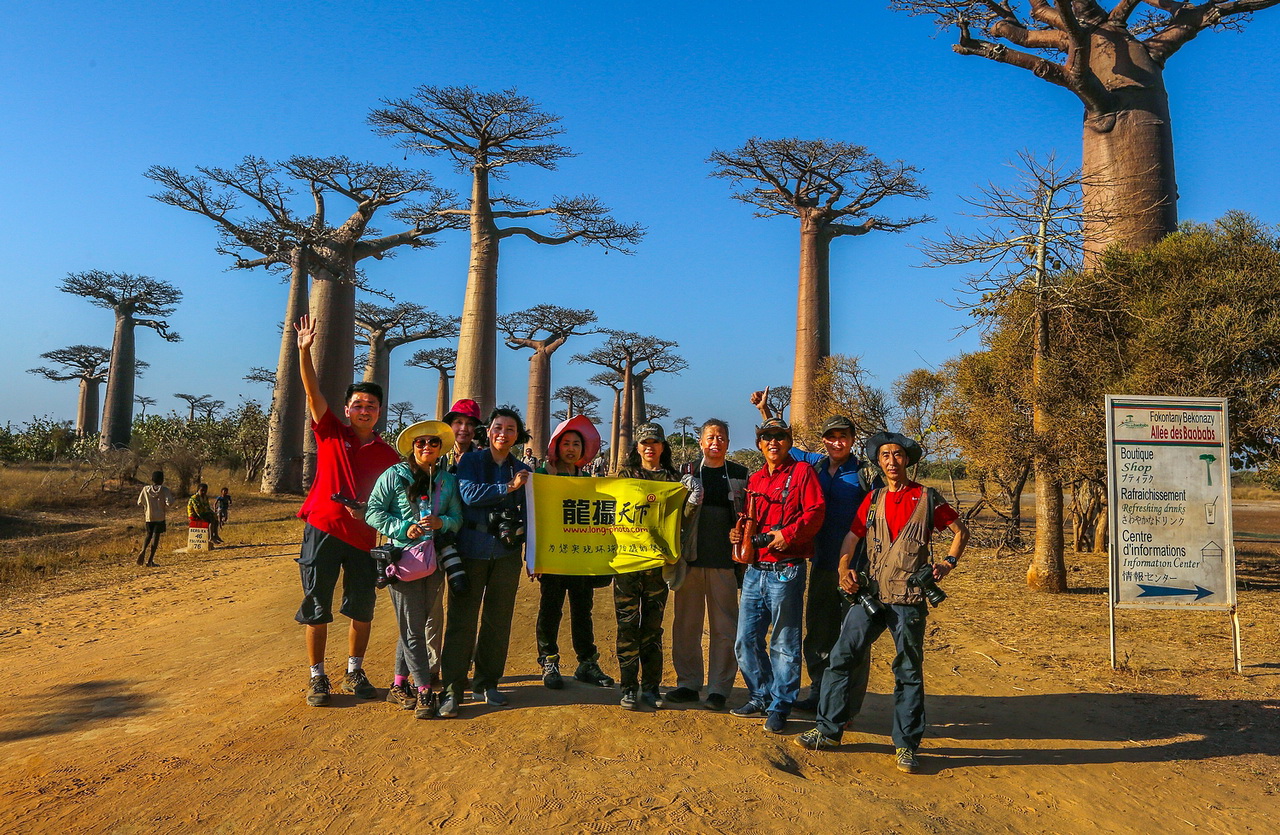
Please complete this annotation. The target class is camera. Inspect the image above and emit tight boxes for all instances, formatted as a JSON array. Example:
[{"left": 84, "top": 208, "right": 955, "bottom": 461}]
[
  {"left": 488, "top": 506, "right": 526, "bottom": 548},
  {"left": 331, "top": 493, "right": 367, "bottom": 514},
  {"left": 371, "top": 543, "right": 403, "bottom": 589},
  {"left": 907, "top": 563, "right": 947, "bottom": 607},
  {"left": 750, "top": 531, "right": 774, "bottom": 549},
  {"left": 840, "top": 570, "right": 885, "bottom": 618},
  {"left": 435, "top": 531, "right": 470, "bottom": 596}
]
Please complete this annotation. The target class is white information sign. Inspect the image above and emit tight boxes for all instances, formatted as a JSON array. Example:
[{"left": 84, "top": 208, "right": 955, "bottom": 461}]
[{"left": 1106, "top": 395, "right": 1236, "bottom": 611}]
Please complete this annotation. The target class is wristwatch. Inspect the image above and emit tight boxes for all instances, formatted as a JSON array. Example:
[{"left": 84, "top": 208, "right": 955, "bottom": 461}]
[{"left": 943, "top": 555, "right": 959, "bottom": 568}]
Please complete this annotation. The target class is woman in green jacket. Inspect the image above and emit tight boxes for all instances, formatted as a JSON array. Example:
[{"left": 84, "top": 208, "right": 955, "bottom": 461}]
[{"left": 365, "top": 420, "right": 462, "bottom": 719}]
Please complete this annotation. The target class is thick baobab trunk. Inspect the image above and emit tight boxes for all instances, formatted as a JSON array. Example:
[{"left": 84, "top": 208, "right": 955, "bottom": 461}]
[
  {"left": 363, "top": 332, "right": 392, "bottom": 434},
  {"left": 617, "top": 365, "right": 634, "bottom": 472},
  {"left": 791, "top": 215, "right": 831, "bottom": 433},
  {"left": 454, "top": 168, "right": 500, "bottom": 415},
  {"left": 631, "top": 376, "right": 647, "bottom": 426},
  {"left": 262, "top": 252, "right": 309, "bottom": 494},
  {"left": 435, "top": 371, "right": 450, "bottom": 420},
  {"left": 525, "top": 348, "right": 552, "bottom": 459},
  {"left": 608, "top": 387, "right": 621, "bottom": 474},
  {"left": 100, "top": 310, "right": 136, "bottom": 450},
  {"left": 304, "top": 263, "right": 356, "bottom": 486},
  {"left": 77, "top": 378, "right": 101, "bottom": 437}
]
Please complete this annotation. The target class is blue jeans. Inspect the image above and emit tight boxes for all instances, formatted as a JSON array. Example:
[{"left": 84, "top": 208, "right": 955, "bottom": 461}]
[{"left": 734, "top": 561, "right": 806, "bottom": 714}]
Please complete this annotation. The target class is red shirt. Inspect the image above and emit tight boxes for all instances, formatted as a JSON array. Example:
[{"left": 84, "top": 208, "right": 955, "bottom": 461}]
[
  {"left": 849, "top": 482, "right": 959, "bottom": 542},
  {"left": 297, "top": 408, "right": 401, "bottom": 550},
  {"left": 746, "top": 457, "right": 826, "bottom": 563}
]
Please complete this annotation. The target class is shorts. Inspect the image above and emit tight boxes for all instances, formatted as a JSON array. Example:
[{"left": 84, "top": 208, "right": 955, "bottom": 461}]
[
  {"left": 146, "top": 521, "right": 167, "bottom": 534},
  {"left": 295, "top": 523, "right": 377, "bottom": 625}
]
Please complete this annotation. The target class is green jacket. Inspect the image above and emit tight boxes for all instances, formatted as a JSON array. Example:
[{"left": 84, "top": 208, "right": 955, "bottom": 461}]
[{"left": 365, "top": 462, "right": 463, "bottom": 548}]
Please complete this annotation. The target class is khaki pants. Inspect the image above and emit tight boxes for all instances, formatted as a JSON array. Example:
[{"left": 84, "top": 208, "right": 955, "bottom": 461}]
[{"left": 671, "top": 566, "right": 739, "bottom": 696}]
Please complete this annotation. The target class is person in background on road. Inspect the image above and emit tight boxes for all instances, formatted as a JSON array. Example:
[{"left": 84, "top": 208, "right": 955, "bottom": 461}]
[
  {"left": 795, "top": 432, "right": 968, "bottom": 775},
  {"left": 136, "top": 470, "right": 174, "bottom": 567},
  {"left": 215, "top": 487, "right": 232, "bottom": 527},
  {"left": 532, "top": 415, "right": 615, "bottom": 691},
  {"left": 188, "top": 483, "right": 224, "bottom": 546},
  {"left": 729, "top": 418, "right": 825, "bottom": 735},
  {"left": 665, "top": 418, "right": 748, "bottom": 712},
  {"left": 293, "top": 314, "right": 401, "bottom": 708},
  {"left": 365, "top": 419, "right": 462, "bottom": 720}
]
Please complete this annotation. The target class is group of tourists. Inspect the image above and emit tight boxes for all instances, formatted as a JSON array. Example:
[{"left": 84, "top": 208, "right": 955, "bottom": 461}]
[{"left": 290, "top": 314, "right": 969, "bottom": 775}]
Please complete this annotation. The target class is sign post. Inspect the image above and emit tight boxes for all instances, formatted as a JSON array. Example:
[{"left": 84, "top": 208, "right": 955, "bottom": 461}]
[{"left": 1106, "top": 395, "right": 1240, "bottom": 672}]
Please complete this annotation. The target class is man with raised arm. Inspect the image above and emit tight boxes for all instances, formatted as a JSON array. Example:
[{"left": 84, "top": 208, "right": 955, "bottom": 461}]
[{"left": 293, "top": 314, "right": 401, "bottom": 707}]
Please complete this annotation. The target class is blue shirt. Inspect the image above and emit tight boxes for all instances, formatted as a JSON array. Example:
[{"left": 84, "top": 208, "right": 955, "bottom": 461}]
[
  {"left": 456, "top": 449, "right": 531, "bottom": 560},
  {"left": 790, "top": 448, "right": 876, "bottom": 571}
]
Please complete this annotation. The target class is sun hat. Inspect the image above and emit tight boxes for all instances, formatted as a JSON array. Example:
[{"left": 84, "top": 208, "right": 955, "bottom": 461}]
[
  {"left": 442, "top": 399, "right": 481, "bottom": 425},
  {"left": 396, "top": 420, "right": 455, "bottom": 458},
  {"left": 863, "top": 431, "right": 922, "bottom": 466},
  {"left": 547, "top": 415, "right": 602, "bottom": 466},
  {"left": 755, "top": 417, "right": 793, "bottom": 439}
]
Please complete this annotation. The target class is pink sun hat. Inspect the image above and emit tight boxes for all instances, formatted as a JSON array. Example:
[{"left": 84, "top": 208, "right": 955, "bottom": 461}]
[{"left": 546, "top": 415, "right": 601, "bottom": 467}]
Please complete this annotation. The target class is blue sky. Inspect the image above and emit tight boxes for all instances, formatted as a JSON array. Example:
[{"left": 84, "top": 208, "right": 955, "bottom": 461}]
[{"left": 3, "top": 2, "right": 1278, "bottom": 450}]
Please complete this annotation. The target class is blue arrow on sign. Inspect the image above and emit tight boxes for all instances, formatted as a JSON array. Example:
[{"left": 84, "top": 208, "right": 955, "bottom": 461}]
[{"left": 1136, "top": 584, "right": 1213, "bottom": 600}]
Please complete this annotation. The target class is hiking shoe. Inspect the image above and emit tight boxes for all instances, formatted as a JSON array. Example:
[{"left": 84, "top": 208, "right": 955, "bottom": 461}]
[
  {"left": 730, "top": 700, "right": 767, "bottom": 719},
  {"left": 437, "top": 695, "right": 459, "bottom": 718},
  {"left": 665, "top": 686, "right": 700, "bottom": 704},
  {"left": 895, "top": 747, "right": 920, "bottom": 773},
  {"left": 641, "top": 688, "right": 663, "bottom": 710},
  {"left": 620, "top": 688, "right": 639, "bottom": 711},
  {"left": 386, "top": 682, "right": 416, "bottom": 710},
  {"left": 764, "top": 712, "right": 787, "bottom": 734},
  {"left": 573, "top": 657, "right": 615, "bottom": 688},
  {"left": 345, "top": 668, "right": 377, "bottom": 699},
  {"left": 415, "top": 690, "right": 439, "bottom": 720},
  {"left": 795, "top": 728, "right": 840, "bottom": 751},
  {"left": 793, "top": 694, "right": 820, "bottom": 713},
  {"left": 306, "top": 674, "right": 331, "bottom": 707},
  {"left": 475, "top": 688, "right": 508, "bottom": 707},
  {"left": 541, "top": 655, "right": 564, "bottom": 690},
  {"left": 704, "top": 693, "right": 727, "bottom": 711}
]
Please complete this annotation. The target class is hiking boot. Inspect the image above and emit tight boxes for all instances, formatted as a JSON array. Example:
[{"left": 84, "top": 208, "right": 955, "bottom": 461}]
[
  {"left": 345, "top": 668, "right": 377, "bottom": 699},
  {"left": 541, "top": 655, "right": 564, "bottom": 690},
  {"left": 730, "top": 700, "right": 767, "bottom": 719},
  {"left": 437, "top": 695, "right": 459, "bottom": 718},
  {"left": 895, "top": 747, "right": 920, "bottom": 773},
  {"left": 704, "top": 693, "right": 727, "bottom": 711},
  {"left": 620, "top": 688, "right": 639, "bottom": 711},
  {"left": 763, "top": 712, "right": 787, "bottom": 734},
  {"left": 385, "top": 682, "right": 416, "bottom": 710},
  {"left": 573, "top": 657, "right": 615, "bottom": 688},
  {"left": 641, "top": 688, "right": 662, "bottom": 710},
  {"left": 415, "top": 690, "right": 439, "bottom": 720},
  {"left": 665, "top": 686, "right": 700, "bottom": 704},
  {"left": 795, "top": 728, "right": 840, "bottom": 751},
  {"left": 306, "top": 674, "right": 331, "bottom": 707}
]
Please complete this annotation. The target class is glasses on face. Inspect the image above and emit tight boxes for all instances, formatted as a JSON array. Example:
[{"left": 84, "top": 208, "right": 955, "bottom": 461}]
[
  {"left": 412, "top": 437, "right": 443, "bottom": 449},
  {"left": 759, "top": 432, "right": 789, "bottom": 442}
]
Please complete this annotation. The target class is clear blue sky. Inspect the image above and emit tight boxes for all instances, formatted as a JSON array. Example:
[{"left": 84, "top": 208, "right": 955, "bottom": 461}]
[{"left": 3, "top": 2, "right": 1278, "bottom": 451}]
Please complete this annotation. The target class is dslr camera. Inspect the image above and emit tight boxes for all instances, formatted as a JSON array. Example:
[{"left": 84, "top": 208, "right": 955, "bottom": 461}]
[
  {"left": 488, "top": 505, "right": 526, "bottom": 548},
  {"left": 907, "top": 563, "right": 948, "bottom": 607},
  {"left": 840, "top": 570, "right": 885, "bottom": 618},
  {"left": 371, "top": 543, "right": 403, "bottom": 589}
]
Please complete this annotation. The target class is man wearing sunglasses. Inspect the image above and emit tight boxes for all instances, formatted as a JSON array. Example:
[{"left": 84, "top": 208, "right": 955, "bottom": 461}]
[{"left": 728, "top": 418, "right": 825, "bottom": 734}]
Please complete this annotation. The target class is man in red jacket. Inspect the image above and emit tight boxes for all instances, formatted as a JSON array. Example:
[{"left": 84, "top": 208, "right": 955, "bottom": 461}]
[
  {"left": 728, "top": 418, "right": 825, "bottom": 734},
  {"left": 293, "top": 314, "right": 401, "bottom": 707}
]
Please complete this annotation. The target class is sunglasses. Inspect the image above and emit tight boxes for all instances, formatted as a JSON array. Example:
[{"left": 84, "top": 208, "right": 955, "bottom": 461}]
[
  {"left": 759, "top": 432, "right": 790, "bottom": 442},
  {"left": 412, "top": 437, "right": 443, "bottom": 449}
]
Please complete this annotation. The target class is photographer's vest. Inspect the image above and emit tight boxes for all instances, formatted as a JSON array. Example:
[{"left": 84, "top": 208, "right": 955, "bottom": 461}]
[{"left": 865, "top": 486, "right": 944, "bottom": 605}]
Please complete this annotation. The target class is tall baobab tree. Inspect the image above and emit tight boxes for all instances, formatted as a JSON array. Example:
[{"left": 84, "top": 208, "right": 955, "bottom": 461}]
[
  {"left": 369, "top": 86, "right": 645, "bottom": 413},
  {"left": 588, "top": 370, "right": 625, "bottom": 472},
  {"left": 148, "top": 155, "right": 461, "bottom": 492},
  {"left": 174, "top": 393, "right": 224, "bottom": 421},
  {"left": 890, "top": 0, "right": 1280, "bottom": 261},
  {"left": 28, "top": 345, "right": 111, "bottom": 436},
  {"left": 57, "top": 271, "right": 181, "bottom": 450},
  {"left": 405, "top": 346, "right": 456, "bottom": 419},
  {"left": 552, "top": 385, "right": 601, "bottom": 422},
  {"left": 709, "top": 138, "right": 930, "bottom": 431},
  {"left": 354, "top": 300, "right": 459, "bottom": 431},
  {"left": 498, "top": 304, "right": 598, "bottom": 455}
]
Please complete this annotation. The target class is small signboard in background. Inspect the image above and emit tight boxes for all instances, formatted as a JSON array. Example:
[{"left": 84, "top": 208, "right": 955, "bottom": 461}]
[
  {"left": 1105, "top": 395, "right": 1241, "bottom": 671},
  {"left": 187, "top": 522, "right": 210, "bottom": 552}
]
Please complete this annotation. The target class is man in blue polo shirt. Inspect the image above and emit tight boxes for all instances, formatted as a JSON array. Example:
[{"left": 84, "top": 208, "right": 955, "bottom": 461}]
[{"left": 752, "top": 389, "right": 879, "bottom": 713}]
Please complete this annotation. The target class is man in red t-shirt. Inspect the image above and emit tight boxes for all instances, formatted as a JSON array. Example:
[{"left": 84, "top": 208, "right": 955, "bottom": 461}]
[
  {"left": 293, "top": 315, "right": 401, "bottom": 707},
  {"left": 795, "top": 432, "right": 969, "bottom": 775}
]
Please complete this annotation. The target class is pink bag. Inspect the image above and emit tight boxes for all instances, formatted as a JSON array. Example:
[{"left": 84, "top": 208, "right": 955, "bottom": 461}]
[{"left": 390, "top": 538, "right": 437, "bottom": 582}]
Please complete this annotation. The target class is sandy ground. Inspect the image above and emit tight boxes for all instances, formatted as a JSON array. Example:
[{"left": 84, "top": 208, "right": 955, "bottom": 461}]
[{"left": 1, "top": 510, "right": 1277, "bottom": 834}]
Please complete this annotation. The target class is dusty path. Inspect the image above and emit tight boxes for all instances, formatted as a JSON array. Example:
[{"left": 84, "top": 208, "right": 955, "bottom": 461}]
[{"left": 1, "top": 523, "right": 1276, "bottom": 834}]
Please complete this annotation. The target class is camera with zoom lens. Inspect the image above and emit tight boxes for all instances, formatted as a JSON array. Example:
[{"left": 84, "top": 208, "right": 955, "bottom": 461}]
[
  {"left": 907, "top": 563, "right": 948, "bottom": 607},
  {"left": 750, "top": 530, "right": 774, "bottom": 549},
  {"left": 488, "top": 506, "right": 526, "bottom": 548},
  {"left": 840, "top": 570, "right": 885, "bottom": 617},
  {"left": 371, "top": 543, "right": 403, "bottom": 589}
]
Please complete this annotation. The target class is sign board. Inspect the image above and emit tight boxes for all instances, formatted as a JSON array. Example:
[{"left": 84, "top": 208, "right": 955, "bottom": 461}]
[
  {"left": 187, "top": 523, "right": 210, "bottom": 551},
  {"left": 1106, "top": 395, "right": 1236, "bottom": 611}
]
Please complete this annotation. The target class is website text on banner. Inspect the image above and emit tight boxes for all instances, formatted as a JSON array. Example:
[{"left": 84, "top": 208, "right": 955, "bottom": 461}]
[{"left": 524, "top": 474, "right": 686, "bottom": 575}]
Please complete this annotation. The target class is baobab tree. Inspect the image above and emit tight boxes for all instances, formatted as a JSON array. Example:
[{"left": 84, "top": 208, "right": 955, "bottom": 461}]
[
  {"left": 28, "top": 345, "right": 111, "bottom": 436},
  {"left": 369, "top": 86, "right": 645, "bottom": 413},
  {"left": 244, "top": 367, "right": 277, "bottom": 390},
  {"left": 134, "top": 395, "right": 156, "bottom": 418},
  {"left": 552, "top": 385, "right": 601, "bottom": 422},
  {"left": 174, "top": 393, "right": 224, "bottom": 421},
  {"left": 890, "top": 0, "right": 1280, "bottom": 261},
  {"left": 764, "top": 385, "right": 792, "bottom": 422},
  {"left": 388, "top": 401, "right": 422, "bottom": 434},
  {"left": 57, "top": 271, "right": 181, "bottom": 450},
  {"left": 404, "top": 346, "right": 457, "bottom": 419},
  {"left": 709, "top": 138, "right": 930, "bottom": 431},
  {"left": 588, "top": 370, "right": 625, "bottom": 472},
  {"left": 354, "top": 300, "right": 459, "bottom": 431},
  {"left": 148, "top": 155, "right": 462, "bottom": 492},
  {"left": 498, "top": 304, "right": 598, "bottom": 455}
]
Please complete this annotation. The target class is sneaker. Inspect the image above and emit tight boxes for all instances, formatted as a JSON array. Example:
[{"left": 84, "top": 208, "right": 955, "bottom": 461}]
[
  {"left": 665, "top": 686, "right": 700, "bottom": 704},
  {"left": 764, "top": 711, "right": 787, "bottom": 734},
  {"left": 414, "top": 690, "right": 439, "bottom": 720},
  {"left": 641, "top": 688, "right": 663, "bottom": 710},
  {"left": 541, "top": 655, "right": 564, "bottom": 690},
  {"left": 385, "top": 682, "right": 416, "bottom": 710},
  {"left": 895, "top": 747, "right": 920, "bottom": 774},
  {"left": 475, "top": 688, "right": 508, "bottom": 707},
  {"left": 730, "top": 700, "right": 767, "bottom": 719},
  {"left": 573, "top": 657, "right": 615, "bottom": 688},
  {"left": 795, "top": 728, "right": 840, "bottom": 751},
  {"left": 306, "top": 674, "right": 331, "bottom": 707},
  {"left": 793, "top": 694, "right": 820, "bottom": 713},
  {"left": 620, "top": 688, "right": 639, "bottom": 711},
  {"left": 437, "top": 695, "right": 459, "bottom": 718},
  {"left": 704, "top": 693, "right": 727, "bottom": 711},
  {"left": 345, "top": 668, "right": 377, "bottom": 699}
]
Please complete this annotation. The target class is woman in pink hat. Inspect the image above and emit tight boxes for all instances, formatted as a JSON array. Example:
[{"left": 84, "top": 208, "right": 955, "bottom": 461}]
[
  {"left": 442, "top": 399, "right": 484, "bottom": 473},
  {"left": 533, "top": 416, "right": 615, "bottom": 690}
]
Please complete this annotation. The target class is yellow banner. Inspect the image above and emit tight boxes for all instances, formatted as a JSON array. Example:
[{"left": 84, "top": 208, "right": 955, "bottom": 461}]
[{"left": 525, "top": 473, "right": 686, "bottom": 575}]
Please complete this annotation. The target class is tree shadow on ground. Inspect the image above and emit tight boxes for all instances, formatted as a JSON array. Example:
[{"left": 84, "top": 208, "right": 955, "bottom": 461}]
[{"left": 0, "top": 680, "right": 150, "bottom": 744}]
